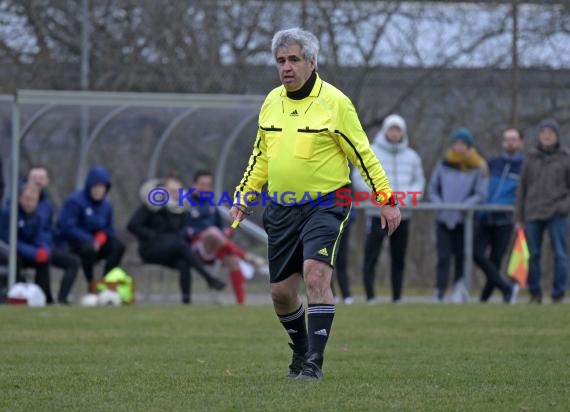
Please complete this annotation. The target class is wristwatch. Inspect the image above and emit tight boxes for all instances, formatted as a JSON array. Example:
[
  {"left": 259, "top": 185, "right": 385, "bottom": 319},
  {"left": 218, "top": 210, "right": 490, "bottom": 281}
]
[{"left": 387, "top": 196, "right": 399, "bottom": 207}]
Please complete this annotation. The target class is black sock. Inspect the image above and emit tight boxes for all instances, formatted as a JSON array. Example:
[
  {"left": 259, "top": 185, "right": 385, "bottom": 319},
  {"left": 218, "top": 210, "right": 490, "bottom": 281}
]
[
  {"left": 278, "top": 304, "right": 308, "bottom": 353},
  {"left": 307, "top": 304, "right": 335, "bottom": 363}
]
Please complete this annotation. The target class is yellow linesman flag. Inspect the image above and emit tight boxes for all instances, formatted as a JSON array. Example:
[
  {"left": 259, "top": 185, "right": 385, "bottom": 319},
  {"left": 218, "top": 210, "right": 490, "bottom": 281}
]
[{"left": 507, "top": 228, "right": 529, "bottom": 288}]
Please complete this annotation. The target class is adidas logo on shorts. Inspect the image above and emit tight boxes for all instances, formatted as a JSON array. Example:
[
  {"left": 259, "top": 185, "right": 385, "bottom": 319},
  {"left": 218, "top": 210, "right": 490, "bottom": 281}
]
[{"left": 318, "top": 248, "right": 328, "bottom": 257}]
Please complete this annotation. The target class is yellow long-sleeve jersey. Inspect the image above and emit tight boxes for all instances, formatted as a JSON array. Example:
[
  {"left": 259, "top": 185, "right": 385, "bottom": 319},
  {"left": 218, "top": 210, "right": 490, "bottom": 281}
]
[{"left": 235, "top": 74, "right": 392, "bottom": 206}]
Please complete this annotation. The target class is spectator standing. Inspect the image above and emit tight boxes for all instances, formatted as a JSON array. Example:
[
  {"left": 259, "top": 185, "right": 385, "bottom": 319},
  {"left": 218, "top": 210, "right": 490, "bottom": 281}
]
[
  {"left": 352, "top": 114, "right": 425, "bottom": 303},
  {"left": 474, "top": 128, "right": 523, "bottom": 303},
  {"left": 515, "top": 119, "right": 570, "bottom": 303},
  {"left": 428, "top": 128, "right": 488, "bottom": 303}
]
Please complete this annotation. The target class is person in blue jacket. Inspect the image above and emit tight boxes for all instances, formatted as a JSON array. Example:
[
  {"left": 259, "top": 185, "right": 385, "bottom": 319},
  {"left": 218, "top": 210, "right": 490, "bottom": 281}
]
[
  {"left": 57, "top": 166, "right": 125, "bottom": 293},
  {"left": 474, "top": 127, "right": 523, "bottom": 303},
  {"left": 0, "top": 185, "right": 56, "bottom": 302},
  {"left": 25, "top": 166, "right": 80, "bottom": 303}
]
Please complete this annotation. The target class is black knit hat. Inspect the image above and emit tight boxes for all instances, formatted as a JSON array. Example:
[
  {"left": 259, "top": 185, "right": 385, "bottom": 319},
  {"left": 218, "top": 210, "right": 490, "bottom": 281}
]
[{"left": 538, "top": 118, "right": 560, "bottom": 137}]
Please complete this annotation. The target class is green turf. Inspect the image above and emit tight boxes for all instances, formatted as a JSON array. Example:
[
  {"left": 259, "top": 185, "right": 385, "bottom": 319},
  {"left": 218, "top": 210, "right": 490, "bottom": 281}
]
[{"left": 1, "top": 304, "right": 569, "bottom": 411}]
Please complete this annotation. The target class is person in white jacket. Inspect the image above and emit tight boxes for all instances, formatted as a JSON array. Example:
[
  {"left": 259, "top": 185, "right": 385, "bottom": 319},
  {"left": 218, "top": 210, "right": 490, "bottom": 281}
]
[{"left": 352, "top": 114, "right": 425, "bottom": 303}]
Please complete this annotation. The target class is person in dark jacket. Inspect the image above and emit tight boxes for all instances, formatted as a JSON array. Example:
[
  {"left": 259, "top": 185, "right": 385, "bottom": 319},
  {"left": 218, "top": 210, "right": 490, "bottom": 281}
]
[
  {"left": 0, "top": 185, "right": 55, "bottom": 302},
  {"left": 515, "top": 118, "right": 570, "bottom": 303},
  {"left": 428, "top": 127, "right": 488, "bottom": 303},
  {"left": 56, "top": 166, "right": 125, "bottom": 293},
  {"left": 474, "top": 128, "right": 522, "bottom": 303},
  {"left": 128, "top": 175, "right": 225, "bottom": 304}
]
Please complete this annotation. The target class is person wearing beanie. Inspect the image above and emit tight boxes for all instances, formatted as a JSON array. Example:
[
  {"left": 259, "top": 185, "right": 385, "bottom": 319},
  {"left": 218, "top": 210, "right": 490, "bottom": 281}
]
[
  {"left": 56, "top": 166, "right": 125, "bottom": 293},
  {"left": 451, "top": 127, "right": 475, "bottom": 148},
  {"left": 351, "top": 114, "right": 425, "bottom": 303},
  {"left": 474, "top": 127, "right": 523, "bottom": 304},
  {"left": 428, "top": 127, "right": 488, "bottom": 303},
  {"left": 515, "top": 118, "right": 570, "bottom": 303},
  {"left": 538, "top": 118, "right": 560, "bottom": 138}
]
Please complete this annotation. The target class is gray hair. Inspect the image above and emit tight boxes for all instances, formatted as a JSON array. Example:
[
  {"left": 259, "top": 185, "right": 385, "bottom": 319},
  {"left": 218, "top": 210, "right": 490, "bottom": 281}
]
[{"left": 271, "top": 28, "right": 319, "bottom": 68}]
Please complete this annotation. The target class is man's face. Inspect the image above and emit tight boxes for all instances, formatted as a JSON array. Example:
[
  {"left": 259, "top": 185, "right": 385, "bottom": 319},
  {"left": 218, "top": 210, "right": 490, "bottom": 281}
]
[
  {"left": 386, "top": 126, "right": 404, "bottom": 143},
  {"left": 538, "top": 127, "right": 557, "bottom": 147},
  {"left": 194, "top": 175, "right": 213, "bottom": 196},
  {"left": 19, "top": 189, "right": 39, "bottom": 214},
  {"left": 451, "top": 140, "right": 469, "bottom": 154},
  {"left": 90, "top": 183, "right": 107, "bottom": 201},
  {"left": 276, "top": 44, "right": 315, "bottom": 92},
  {"left": 28, "top": 168, "right": 49, "bottom": 189},
  {"left": 502, "top": 129, "right": 523, "bottom": 154}
]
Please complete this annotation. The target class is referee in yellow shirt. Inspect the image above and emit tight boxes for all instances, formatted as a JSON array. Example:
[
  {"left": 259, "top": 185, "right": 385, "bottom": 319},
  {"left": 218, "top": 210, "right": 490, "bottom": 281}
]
[{"left": 230, "top": 28, "right": 401, "bottom": 380}]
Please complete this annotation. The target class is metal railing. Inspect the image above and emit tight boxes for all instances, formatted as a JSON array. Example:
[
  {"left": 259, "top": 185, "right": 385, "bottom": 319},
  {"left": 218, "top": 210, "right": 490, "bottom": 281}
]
[{"left": 219, "top": 202, "right": 514, "bottom": 292}]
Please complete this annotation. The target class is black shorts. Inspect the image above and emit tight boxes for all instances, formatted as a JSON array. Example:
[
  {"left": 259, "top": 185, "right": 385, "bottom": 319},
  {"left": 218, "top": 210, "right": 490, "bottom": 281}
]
[{"left": 262, "top": 190, "right": 352, "bottom": 284}]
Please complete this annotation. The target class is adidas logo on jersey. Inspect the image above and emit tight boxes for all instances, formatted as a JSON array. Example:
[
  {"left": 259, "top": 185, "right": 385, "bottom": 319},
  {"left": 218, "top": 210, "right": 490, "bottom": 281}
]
[
  {"left": 290, "top": 109, "right": 299, "bottom": 116},
  {"left": 314, "top": 328, "right": 328, "bottom": 336},
  {"left": 318, "top": 248, "right": 328, "bottom": 257}
]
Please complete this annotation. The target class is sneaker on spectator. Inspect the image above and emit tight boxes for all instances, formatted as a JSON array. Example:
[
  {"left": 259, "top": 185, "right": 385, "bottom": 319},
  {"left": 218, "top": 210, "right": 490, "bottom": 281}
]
[
  {"left": 460, "top": 282, "right": 470, "bottom": 303},
  {"left": 451, "top": 281, "right": 469, "bottom": 304},
  {"left": 507, "top": 283, "right": 519, "bottom": 304},
  {"left": 433, "top": 289, "right": 444, "bottom": 303},
  {"left": 529, "top": 294, "right": 542, "bottom": 304},
  {"left": 367, "top": 297, "right": 380, "bottom": 305},
  {"left": 343, "top": 296, "right": 354, "bottom": 305},
  {"left": 450, "top": 282, "right": 463, "bottom": 304}
]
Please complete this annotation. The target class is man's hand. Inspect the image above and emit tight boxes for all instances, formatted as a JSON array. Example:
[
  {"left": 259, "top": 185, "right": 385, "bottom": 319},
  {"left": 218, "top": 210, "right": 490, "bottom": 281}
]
[
  {"left": 35, "top": 247, "right": 50, "bottom": 264},
  {"left": 93, "top": 230, "right": 108, "bottom": 252},
  {"left": 230, "top": 205, "right": 247, "bottom": 227},
  {"left": 380, "top": 205, "right": 401, "bottom": 236}
]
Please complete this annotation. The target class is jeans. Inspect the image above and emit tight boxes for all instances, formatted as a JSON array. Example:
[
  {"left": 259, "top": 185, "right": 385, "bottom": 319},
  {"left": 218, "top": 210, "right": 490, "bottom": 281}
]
[{"left": 525, "top": 215, "right": 568, "bottom": 299}]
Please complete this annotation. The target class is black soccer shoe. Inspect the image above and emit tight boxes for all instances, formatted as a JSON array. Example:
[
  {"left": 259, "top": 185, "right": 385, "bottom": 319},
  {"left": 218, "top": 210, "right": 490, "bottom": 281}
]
[
  {"left": 287, "top": 343, "right": 306, "bottom": 379},
  {"left": 296, "top": 352, "right": 323, "bottom": 381},
  {"left": 207, "top": 277, "right": 226, "bottom": 291}
]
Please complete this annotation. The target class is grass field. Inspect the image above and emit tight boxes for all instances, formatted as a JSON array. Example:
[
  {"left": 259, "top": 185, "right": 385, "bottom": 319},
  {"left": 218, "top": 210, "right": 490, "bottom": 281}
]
[{"left": 1, "top": 303, "right": 569, "bottom": 411}]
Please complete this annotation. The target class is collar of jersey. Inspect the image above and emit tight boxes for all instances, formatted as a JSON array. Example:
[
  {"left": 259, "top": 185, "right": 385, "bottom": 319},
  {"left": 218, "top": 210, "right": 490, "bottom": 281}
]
[{"left": 280, "top": 73, "right": 322, "bottom": 100}]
